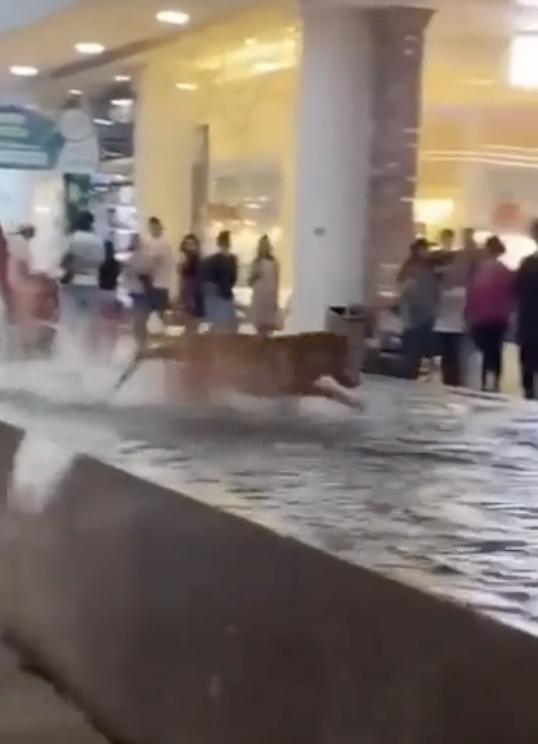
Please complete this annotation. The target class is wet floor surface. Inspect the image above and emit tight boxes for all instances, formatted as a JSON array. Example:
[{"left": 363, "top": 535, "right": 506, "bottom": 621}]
[{"left": 1, "top": 363, "right": 538, "bottom": 635}]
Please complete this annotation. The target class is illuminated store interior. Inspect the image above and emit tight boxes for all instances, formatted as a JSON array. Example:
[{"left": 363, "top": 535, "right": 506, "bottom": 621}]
[
  {"left": 5, "top": 0, "right": 538, "bottom": 286},
  {"left": 131, "top": 4, "right": 538, "bottom": 283}
]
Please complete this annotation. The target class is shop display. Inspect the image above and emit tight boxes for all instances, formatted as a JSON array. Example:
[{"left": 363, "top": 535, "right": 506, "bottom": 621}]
[{"left": 89, "top": 175, "right": 137, "bottom": 255}]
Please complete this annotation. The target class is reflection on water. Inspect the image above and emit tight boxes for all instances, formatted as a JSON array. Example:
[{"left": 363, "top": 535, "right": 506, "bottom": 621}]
[{"left": 1, "top": 365, "right": 538, "bottom": 633}]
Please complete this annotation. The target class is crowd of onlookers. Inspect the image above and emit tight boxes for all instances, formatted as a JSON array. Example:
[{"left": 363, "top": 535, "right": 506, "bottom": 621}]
[
  {"left": 397, "top": 223, "right": 538, "bottom": 399},
  {"left": 6, "top": 210, "right": 538, "bottom": 400},
  {"left": 0, "top": 212, "right": 282, "bottom": 358}
]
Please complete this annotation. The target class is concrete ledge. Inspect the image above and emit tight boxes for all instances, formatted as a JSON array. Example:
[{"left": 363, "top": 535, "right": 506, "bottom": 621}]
[
  {"left": 0, "top": 422, "right": 537, "bottom": 743},
  {"left": 0, "top": 643, "right": 106, "bottom": 743}
]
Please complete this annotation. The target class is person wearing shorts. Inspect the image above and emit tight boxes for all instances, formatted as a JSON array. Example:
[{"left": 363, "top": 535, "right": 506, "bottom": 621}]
[
  {"left": 60, "top": 210, "right": 106, "bottom": 354},
  {"left": 398, "top": 238, "right": 439, "bottom": 379},
  {"left": 142, "top": 216, "right": 173, "bottom": 325}
]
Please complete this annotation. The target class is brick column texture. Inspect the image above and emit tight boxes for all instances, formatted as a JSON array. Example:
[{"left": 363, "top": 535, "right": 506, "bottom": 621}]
[{"left": 365, "top": 5, "right": 433, "bottom": 301}]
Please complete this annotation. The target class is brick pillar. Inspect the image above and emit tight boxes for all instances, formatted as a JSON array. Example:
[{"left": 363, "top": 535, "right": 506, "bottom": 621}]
[{"left": 365, "top": 6, "right": 433, "bottom": 302}]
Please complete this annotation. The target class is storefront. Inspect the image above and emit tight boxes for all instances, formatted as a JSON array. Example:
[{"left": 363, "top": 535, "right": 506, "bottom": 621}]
[{"left": 18, "top": 0, "right": 537, "bottom": 317}]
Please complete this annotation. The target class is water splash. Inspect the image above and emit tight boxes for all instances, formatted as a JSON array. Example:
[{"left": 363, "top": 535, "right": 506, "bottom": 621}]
[
  {"left": 4, "top": 311, "right": 139, "bottom": 514},
  {"left": 8, "top": 431, "right": 76, "bottom": 514}
]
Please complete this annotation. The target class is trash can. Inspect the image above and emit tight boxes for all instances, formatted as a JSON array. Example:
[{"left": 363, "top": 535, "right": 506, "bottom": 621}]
[{"left": 325, "top": 305, "right": 366, "bottom": 386}]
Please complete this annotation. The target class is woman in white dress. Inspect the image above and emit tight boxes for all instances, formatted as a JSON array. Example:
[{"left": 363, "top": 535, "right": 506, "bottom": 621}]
[{"left": 248, "top": 235, "right": 280, "bottom": 335}]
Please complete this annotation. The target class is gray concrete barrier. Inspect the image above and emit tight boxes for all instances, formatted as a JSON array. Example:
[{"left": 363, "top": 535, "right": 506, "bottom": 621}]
[{"left": 0, "top": 421, "right": 536, "bottom": 744}]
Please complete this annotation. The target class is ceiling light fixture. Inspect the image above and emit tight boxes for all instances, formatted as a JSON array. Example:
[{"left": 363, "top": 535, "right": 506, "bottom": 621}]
[
  {"left": 156, "top": 9, "right": 190, "bottom": 25},
  {"left": 111, "top": 98, "right": 133, "bottom": 106},
  {"left": 75, "top": 42, "right": 105, "bottom": 55},
  {"left": 93, "top": 117, "right": 113, "bottom": 126},
  {"left": 69, "top": 88, "right": 82, "bottom": 95},
  {"left": 254, "top": 61, "right": 280, "bottom": 73},
  {"left": 10, "top": 65, "right": 38, "bottom": 76},
  {"left": 176, "top": 82, "right": 197, "bottom": 91},
  {"left": 114, "top": 74, "right": 130, "bottom": 82},
  {"left": 508, "top": 34, "right": 538, "bottom": 89}
]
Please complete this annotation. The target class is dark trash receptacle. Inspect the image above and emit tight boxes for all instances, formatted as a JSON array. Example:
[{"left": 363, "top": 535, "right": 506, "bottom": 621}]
[{"left": 325, "top": 305, "right": 365, "bottom": 386}]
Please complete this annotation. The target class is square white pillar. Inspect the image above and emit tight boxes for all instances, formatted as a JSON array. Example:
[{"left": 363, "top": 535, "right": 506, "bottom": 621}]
[
  {"left": 135, "top": 66, "right": 196, "bottom": 249},
  {"left": 287, "top": 3, "right": 372, "bottom": 333}
]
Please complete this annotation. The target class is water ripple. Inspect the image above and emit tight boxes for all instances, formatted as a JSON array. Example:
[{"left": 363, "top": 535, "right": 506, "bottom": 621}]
[{"left": 0, "top": 373, "right": 538, "bottom": 630}]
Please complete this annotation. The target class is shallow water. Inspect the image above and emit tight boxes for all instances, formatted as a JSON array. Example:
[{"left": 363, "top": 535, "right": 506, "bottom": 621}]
[{"left": 1, "top": 359, "right": 538, "bottom": 634}]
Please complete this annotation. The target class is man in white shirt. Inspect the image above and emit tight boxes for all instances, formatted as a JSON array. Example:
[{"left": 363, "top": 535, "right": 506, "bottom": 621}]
[
  {"left": 434, "top": 256, "right": 467, "bottom": 386},
  {"left": 142, "top": 216, "right": 174, "bottom": 321}
]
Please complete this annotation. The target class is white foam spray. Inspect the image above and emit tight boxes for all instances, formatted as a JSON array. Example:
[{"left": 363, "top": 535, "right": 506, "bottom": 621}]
[
  {"left": 8, "top": 433, "right": 76, "bottom": 513},
  {"left": 6, "top": 307, "right": 134, "bottom": 514}
]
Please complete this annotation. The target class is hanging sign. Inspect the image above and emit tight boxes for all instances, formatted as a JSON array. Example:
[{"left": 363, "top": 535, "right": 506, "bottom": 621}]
[{"left": 0, "top": 104, "right": 100, "bottom": 174}]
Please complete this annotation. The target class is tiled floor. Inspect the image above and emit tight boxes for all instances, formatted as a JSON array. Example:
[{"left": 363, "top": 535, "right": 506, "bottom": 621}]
[{"left": 0, "top": 645, "right": 105, "bottom": 743}]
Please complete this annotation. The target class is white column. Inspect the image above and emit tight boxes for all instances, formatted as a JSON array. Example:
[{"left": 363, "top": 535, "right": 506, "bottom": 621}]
[
  {"left": 457, "top": 108, "right": 484, "bottom": 228},
  {"left": 135, "top": 64, "right": 196, "bottom": 248},
  {"left": 287, "top": 3, "right": 372, "bottom": 332}
]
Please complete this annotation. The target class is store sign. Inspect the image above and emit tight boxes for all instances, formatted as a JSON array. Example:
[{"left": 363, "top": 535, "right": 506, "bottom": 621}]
[{"left": 0, "top": 105, "right": 99, "bottom": 174}]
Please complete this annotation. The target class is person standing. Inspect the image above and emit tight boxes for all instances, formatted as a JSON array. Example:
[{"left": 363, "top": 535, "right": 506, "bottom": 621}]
[
  {"left": 466, "top": 236, "right": 513, "bottom": 392},
  {"left": 142, "top": 216, "right": 174, "bottom": 324},
  {"left": 248, "top": 234, "right": 280, "bottom": 335},
  {"left": 7, "top": 224, "right": 59, "bottom": 354},
  {"left": 438, "top": 228, "right": 456, "bottom": 252},
  {"left": 514, "top": 220, "right": 538, "bottom": 399},
  {"left": 203, "top": 230, "right": 238, "bottom": 332},
  {"left": 60, "top": 210, "right": 105, "bottom": 329},
  {"left": 434, "top": 254, "right": 467, "bottom": 387},
  {"left": 122, "top": 233, "right": 153, "bottom": 347},
  {"left": 178, "top": 233, "right": 205, "bottom": 334},
  {"left": 397, "top": 238, "right": 438, "bottom": 379},
  {"left": 97, "top": 238, "right": 122, "bottom": 353},
  {"left": 7, "top": 224, "right": 39, "bottom": 351}
]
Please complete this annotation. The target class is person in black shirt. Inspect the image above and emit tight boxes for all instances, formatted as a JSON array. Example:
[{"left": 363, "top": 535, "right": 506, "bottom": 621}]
[
  {"left": 203, "top": 230, "right": 238, "bottom": 332},
  {"left": 99, "top": 239, "right": 120, "bottom": 292},
  {"left": 515, "top": 219, "right": 538, "bottom": 399},
  {"left": 98, "top": 238, "right": 122, "bottom": 352},
  {"left": 178, "top": 233, "right": 205, "bottom": 333}
]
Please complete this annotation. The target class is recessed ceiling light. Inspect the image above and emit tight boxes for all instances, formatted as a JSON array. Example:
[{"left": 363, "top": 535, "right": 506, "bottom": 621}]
[
  {"left": 111, "top": 98, "right": 133, "bottom": 106},
  {"left": 10, "top": 65, "right": 38, "bottom": 76},
  {"left": 69, "top": 88, "right": 82, "bottom": 95},
  {"left": 176, "top": 82, "right": 197, "bottom": 91},
  {"left": 254, "top": 61, "right": 280, "bottom": 73},
  {"left": 75, "top": 42, "right": 105, "bottom": 55},
  {"left": 156, "top": 9, "right": 190, "bottom": 24},
  {"left": 114, "top": 74, "right": 130, "bottom": 82}
]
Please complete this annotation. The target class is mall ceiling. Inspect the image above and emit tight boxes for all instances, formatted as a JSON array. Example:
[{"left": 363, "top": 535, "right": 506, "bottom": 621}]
[
  {"left": 0, "top": 0, "right": 267, "bottom": 90},
  {"left": 0, "top": 0, "right": 537, "bottom": 168}
]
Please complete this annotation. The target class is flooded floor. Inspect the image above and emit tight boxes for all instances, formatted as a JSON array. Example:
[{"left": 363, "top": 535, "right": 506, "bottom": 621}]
[{"left": 0, "top": 357, "right": 537, "bottom": 635}]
